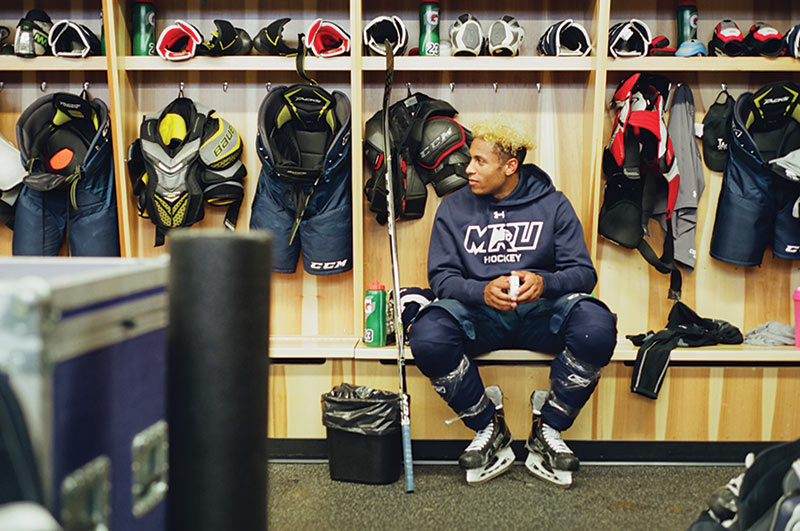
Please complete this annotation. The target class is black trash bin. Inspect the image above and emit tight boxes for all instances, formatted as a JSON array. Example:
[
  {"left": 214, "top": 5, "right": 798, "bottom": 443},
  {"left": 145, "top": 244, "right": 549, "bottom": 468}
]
[{"left": 322, "top": 383, "right": 402, "bottom": 484}]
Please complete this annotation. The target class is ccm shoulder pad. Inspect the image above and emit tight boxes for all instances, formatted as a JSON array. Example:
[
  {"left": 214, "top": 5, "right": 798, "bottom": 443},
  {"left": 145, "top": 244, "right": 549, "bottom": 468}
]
[{"left": 416, "top": 116, "right": 470, "bottom": 196}]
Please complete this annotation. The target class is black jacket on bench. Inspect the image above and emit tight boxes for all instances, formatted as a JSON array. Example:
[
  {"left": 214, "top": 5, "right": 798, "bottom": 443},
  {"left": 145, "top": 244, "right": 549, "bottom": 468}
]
[{"left": 627, "top": 301, "right": 743, "bottom": 398}]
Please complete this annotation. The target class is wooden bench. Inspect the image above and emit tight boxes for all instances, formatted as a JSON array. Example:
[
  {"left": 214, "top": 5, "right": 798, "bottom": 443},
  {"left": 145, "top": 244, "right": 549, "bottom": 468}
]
[
  {"left": 266, "top": 336, "right": 800, "bottom": 461},
  {"left": 269, "top": 336, "right": 800, "bottom": 363}
]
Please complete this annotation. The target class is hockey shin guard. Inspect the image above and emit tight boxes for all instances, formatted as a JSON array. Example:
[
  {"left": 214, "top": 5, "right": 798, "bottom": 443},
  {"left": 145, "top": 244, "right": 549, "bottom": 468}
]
[{"left": 541, "top": 348, "right": 602, "bottom": 431}]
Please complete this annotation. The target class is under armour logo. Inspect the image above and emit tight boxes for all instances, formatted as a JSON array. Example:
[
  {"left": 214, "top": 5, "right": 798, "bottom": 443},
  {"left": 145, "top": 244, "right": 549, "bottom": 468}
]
[{"left": 493, "top": 210, "right": 505, "bottom": 219}]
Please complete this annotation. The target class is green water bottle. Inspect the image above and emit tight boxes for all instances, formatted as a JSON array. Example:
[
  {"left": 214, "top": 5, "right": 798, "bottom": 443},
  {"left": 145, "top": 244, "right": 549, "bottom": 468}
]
[
  {"left": 419, "top": 0, "right": 440, "bottom": 56},
  {"left": 132, "top": 0, "right": 156, "bottom": 56},
  {"left": 676, "top": 0, "right": 698, "bottom": 45},
  {"left": 364, "top": 280, "right": 387, "bottom": 347}
]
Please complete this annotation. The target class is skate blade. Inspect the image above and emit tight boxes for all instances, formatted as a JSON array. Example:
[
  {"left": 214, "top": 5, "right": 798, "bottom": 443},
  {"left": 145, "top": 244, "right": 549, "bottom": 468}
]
[
  {"left": 465, "top": 446, "right": 515, "bottom": 485},
  {"left": 524, "top": 452, "right": 572, "bottom": 488}
]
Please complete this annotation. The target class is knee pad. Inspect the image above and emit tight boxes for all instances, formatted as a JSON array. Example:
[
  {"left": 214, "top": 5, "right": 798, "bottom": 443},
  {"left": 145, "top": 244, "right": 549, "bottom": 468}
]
[
  {"left": 543, "top": 348, "right": 602, "bottom": 430},
  {"left": 563, "top": 300, "right": 617, "bottom": 367},
  {"left": 407, "top": 307, "right": 462, "bottom": 375}
]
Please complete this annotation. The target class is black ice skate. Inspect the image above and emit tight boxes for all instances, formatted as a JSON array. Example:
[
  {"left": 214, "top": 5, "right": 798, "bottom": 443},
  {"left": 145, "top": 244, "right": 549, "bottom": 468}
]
[
  {"left": 458, "top": 385, "right": 515, "bottom": 485},
  {"left": 706, "top": 451, "right": 754, "bottom": 526},
  {"left": 524, "top": 390, "right": 578, "bottom": 488}
]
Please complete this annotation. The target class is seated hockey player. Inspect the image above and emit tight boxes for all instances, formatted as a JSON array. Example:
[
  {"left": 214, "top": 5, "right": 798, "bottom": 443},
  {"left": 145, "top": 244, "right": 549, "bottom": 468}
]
[{"left": 407, "top": 118, "right": 617, "bottom": 487}]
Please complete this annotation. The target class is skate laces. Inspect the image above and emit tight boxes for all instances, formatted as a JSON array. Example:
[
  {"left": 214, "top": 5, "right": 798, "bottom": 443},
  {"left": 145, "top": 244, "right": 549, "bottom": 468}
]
[
  {"left": 465, "top": 422, "right": 494, "bottom": 452},
  {"left": 542, "top": 423, "right": 572, "bottom": 454}
]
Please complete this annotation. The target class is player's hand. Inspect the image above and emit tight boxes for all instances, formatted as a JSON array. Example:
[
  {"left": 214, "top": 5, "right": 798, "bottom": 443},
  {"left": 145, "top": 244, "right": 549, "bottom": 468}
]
[
  {"left": 483, "top": 275, "right": 513, "bottom": 311},
  {"left": 511, "top": 270, "right": 544, "bottom": 305}
]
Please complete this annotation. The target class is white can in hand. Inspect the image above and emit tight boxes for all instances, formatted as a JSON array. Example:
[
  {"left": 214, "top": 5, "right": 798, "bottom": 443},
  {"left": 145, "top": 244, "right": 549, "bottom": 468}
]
[{"left": 509, "top": 274, "right": 520, "bottom": 299}]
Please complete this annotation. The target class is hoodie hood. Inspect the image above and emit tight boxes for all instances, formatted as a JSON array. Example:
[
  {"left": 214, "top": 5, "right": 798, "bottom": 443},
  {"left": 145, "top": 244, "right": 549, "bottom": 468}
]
[{"left": 496, "top": 163, "right": 556, "bottom": 205}]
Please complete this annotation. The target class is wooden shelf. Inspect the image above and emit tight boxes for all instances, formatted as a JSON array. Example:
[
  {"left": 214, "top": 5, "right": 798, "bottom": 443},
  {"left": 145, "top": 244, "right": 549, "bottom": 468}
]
[
  {"left": 606, "top": 56, "right": 800, "bottom": 72},
  {"left": 0, "top": 56, "right": 108, "bottom": 71},
  {"left": 119, "top": 55, "right": 353, "bottom": 71},
  {"left": 362, "top": 56, "right": 595, "bottom": 72}
]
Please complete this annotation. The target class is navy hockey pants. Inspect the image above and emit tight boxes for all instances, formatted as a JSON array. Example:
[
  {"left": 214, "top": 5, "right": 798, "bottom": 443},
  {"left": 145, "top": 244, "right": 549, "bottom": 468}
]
[
  {"left": 408, "top": 294, "right": 617, "bottom": 432},
  {"left": 13, "top": 186, "right": 120, "bottom": 257}
]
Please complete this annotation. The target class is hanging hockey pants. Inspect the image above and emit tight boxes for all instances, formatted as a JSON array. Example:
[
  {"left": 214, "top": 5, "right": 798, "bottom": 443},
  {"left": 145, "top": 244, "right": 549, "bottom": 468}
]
[{"left": 408, "top": 293, "right": 617, "bottom": 432}]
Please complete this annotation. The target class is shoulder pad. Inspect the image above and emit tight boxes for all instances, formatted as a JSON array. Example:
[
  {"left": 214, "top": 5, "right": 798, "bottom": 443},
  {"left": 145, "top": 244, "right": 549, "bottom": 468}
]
[{"left": 200, "top": 115, "right": 243, "bottom": 169}]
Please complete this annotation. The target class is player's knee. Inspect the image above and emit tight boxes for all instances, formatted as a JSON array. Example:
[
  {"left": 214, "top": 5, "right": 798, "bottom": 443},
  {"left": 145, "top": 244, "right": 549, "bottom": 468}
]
[
  {"left": 564, "top": 300, "right": 617, "bottom": 367},
  {"left": 408, "top": 307, "right": 463, "bottom": 374}
]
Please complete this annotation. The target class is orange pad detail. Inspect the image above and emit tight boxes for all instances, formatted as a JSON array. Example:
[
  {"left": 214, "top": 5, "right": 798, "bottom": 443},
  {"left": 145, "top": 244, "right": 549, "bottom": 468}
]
[{"left": 49, "top": 148, "right": 75, "bottom": 171}]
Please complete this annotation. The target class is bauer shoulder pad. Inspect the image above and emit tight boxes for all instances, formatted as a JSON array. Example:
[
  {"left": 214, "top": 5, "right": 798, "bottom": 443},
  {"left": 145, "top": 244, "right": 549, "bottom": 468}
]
[
  {"left": 200, "top": 114, "right": 243, "bottom": 170},
  {"left": 416, "top": 116, "right": 470, "bottom": 196}
]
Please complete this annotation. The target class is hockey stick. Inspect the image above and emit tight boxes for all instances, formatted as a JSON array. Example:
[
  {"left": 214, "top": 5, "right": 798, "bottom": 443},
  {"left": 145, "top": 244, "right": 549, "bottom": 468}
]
[{"left": 382, "top": 40, "right": 414, "bottom": 493}]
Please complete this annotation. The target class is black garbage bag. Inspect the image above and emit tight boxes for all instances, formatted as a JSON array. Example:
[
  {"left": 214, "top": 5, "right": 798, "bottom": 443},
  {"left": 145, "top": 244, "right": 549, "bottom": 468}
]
[{"left": 321, "top": 383, "right": 400, "bottom": 436}]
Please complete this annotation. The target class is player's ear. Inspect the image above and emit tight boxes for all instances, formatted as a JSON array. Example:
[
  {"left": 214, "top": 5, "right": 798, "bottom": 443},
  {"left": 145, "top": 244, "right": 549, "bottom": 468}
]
[{"left": 504, "top": 156, "right": 519, "bottom": 176}]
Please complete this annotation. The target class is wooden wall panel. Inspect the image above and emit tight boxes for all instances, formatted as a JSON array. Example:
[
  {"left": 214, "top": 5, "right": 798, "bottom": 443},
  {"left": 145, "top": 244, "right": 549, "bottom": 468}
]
[{"left": 268, "top": 359, "right": 355, "bottom": 439}]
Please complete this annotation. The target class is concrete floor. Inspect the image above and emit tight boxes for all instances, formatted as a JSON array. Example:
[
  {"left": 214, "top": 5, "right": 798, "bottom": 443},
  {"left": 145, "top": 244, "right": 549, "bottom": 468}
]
[{"left": 267, "top": 462, "right": 738, "bottom": 530}]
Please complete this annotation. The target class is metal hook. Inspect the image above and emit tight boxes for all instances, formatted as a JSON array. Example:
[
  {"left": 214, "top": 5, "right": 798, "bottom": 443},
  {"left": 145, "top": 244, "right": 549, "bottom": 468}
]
[
  {"left": 0, "top": 81, "right": 4, "bottom": 92},
  {"left": 178, "top": 81, "right": 185, "bottom": 98},
  {"left": 223, "top": 81, "right": 229, "bottom": 93},
  {"left": 265, "top": 82, "right": 271, "bottom": 93},
  {"left": 536, "top": 82, "right": 541, "bottom": 94},
  {"left": 83, "top": 81, "right": 90, "bottom": 92},
  {"left": 406, "top": 81, "right": 413, "bottom": 96},
  {"left": 721, "top": 82, "right": 728, "bottom": 92},
  {"left": 493, "top": 82, "right": 498, "bottom": 93},
  {"left": 40, "top": 81, "right": 47, "bottom": 92},
  {"left": 449, "top": 82, "right": 455, "bottom": 93}
]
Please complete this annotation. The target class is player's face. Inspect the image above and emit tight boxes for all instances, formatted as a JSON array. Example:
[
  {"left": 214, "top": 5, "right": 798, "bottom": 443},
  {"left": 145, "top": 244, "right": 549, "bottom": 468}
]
[{"left": 466, "top": 138, "right": 518, "bottom": 200}]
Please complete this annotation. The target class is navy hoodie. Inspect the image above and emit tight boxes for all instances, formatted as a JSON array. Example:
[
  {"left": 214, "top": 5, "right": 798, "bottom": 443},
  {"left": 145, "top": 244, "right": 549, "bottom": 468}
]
[{"left": 428, "top": 163, "right": 597, "bottom": 306}]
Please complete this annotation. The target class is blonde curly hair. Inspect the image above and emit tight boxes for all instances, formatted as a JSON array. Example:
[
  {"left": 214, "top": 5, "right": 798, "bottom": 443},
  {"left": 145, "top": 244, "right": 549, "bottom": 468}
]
[{"left": 470, "top": 115, "right": 534, "bottom": 162}]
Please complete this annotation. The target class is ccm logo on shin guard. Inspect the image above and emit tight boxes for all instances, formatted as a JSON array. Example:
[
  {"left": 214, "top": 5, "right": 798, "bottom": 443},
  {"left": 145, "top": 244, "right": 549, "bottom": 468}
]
[{"left": 310, "top": 259, "right": 349, "bottom": 270}]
